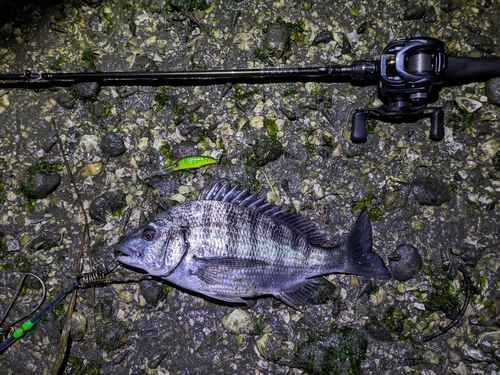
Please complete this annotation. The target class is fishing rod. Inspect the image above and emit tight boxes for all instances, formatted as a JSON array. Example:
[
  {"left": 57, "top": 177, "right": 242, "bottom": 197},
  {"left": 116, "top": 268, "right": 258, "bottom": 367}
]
[{"left": 2, "top": 37, "right": 500, "bottom": 142}]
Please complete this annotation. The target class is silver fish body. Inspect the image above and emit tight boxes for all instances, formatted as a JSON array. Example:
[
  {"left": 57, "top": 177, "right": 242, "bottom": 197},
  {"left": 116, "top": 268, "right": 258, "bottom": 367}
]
[{"left": 117, "top": 182, "right": 391, "bottom": 309}]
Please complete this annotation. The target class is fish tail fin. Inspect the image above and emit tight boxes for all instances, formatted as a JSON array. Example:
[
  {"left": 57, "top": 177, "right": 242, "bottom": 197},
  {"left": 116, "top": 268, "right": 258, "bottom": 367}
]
[{"left": 342, "top": 208, "right": 391, "bottom": 280}]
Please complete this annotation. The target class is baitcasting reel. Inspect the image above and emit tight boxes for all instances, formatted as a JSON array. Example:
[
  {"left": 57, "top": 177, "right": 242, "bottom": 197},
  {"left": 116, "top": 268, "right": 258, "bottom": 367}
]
[{"left": 351, "top": 38, "right": 447, "bottom": 143}]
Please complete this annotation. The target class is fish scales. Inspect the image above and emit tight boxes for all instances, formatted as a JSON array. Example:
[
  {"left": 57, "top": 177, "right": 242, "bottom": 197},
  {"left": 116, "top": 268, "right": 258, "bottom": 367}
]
[{"left": 117, "top": 181, "right": 391, "bottom": 309}]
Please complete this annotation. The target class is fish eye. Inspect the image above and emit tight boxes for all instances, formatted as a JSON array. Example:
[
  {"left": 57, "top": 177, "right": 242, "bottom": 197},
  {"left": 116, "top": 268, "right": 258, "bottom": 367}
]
[{"left": 142, "top": 227, "right": 156, "bottom": 241}]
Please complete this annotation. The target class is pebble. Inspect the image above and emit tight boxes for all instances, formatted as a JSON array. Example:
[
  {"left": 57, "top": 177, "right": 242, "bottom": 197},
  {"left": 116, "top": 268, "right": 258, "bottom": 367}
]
[
  {"left": 96, "top": 321, "right": 129, "bottom": 352},
  {"left": 388, "top": 244, "right": 423, "bottom": 281},
  {"left": 139, "top": 279, "right": 165, "bottom": 305},
  {"left": 312, "top": 30, "right": 333, "bottom": 46},
  {"left": 89, "top": 190, "right": 126, "bottom": 222},
  {"left": 24, "top": 173, "right": 61, "bottom": 199},
  {"left": 486, "top": 77, "right": 500, "bottom": 105},
  {"left": 403, "top": 5, "right": 426, "bottom": 20},
  {"left": 54, "top": 91, "right": 76, "bottom": 109},
  {"left": 100, "top": 133, "right": 126, "bottom": 156},
  {"left": 468, "top": 34, "right": 495, "bottom": 54},
  {"left": 70, "top": 312, "right": 87, "bottom": 341},
  {"left": 73, "top": 80, "right": 101, "bottom": 101},
  {"left": 222, "top": 309, "right": 255, "bottom": 334},
  {"left": 264, "top": 21, "right": 291, "bottom": 58},
  {"left": 340, "top": 33, "right": 351, "bottom": 54},
  {"left": 411, "top": 176, "right": 451, "bottom": 206},
  {"left": 81, "top": 162, "right": 103, "bottom": 178}
]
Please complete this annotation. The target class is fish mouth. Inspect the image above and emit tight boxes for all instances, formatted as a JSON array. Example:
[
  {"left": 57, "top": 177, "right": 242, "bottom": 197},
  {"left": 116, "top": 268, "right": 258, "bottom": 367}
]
[{"left": 116, "top": 243, "right": 142, "bottom": 267}]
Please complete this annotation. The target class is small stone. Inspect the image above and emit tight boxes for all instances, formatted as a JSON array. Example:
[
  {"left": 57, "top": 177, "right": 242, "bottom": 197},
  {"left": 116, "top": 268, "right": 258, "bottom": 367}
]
[
  {"left": 89, "top": 191, "right": 126, "bottom": 222},
  {"left": 403, "top": 5, "right": 426, "bottom": 20},
  {"left": 54, "top": 91, "right": 76, "bottom": 109},
  {"left": 411, "top": 176, "right": 451, "bottom": 206},
  {"left": 73, "top": 80, "right": 101, "bottom": 101},
  {"left": 486, "top": 78, "right": 500, "bottom": 105},
  {"left": 24, "top": 173, "right": 61, "bottom": 199},
  {"left": 255, "top": 332, "right": 289, "bottom": 362},
  {"left": 100, "top": 133, "right": 126, "bottom": 156},
  {"left": 118, "top": 290, "right": 134, "bottom": 303},
  {"left": 311, "top": 30, "right": 333, "bottom": 46},
  {"left": 41, "top": 132, "right": 58, "bottom": 153},
  {"left": 340, "top": 33, "right": 351, "bottom": 54},
  {"left": 264, "top": 21, "right": 291, "bottom": 58},
  {"left": 80, "top": 134, "right": 100, "bottom": 153},
  {"left": 468, "top": 34, "right": 495, "bottom": 54},
  {"left": 455, "top": 97, "right": 482, "bottom": 113},
  {"left": 388, "top": 244, "right": 423, "bottom": 281},
  {"left": 5, "top": 238, "right": 20, "bottom": 252},
  {"left": 365, "top": 321, "right": 394, "bottom": 341},
  {"left": 70, "top": 312, "right": 87, "bottom": 341},
  {"left": 222, "top": 309, "right": 255, "bottom": 334},
  {"left": 81, "top": 162, "right": 103, "bottom": 178},
  {"left": 139, "top": 279, "right": 165, "bottom": 305},
  {"left": 96, "top": 321, "right": 129, "bottom": 352}
]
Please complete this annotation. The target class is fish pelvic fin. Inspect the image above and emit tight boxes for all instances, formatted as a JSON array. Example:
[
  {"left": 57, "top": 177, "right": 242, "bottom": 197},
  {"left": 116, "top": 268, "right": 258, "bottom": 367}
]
[{"left": 343, "top": 208, "right": 391, "bottom": 280}]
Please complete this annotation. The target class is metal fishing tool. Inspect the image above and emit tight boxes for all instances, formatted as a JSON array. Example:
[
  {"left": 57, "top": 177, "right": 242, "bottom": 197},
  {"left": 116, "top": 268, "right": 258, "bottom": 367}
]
[
  {"left": 0, "top": 264, "right": 120, "bottom": 354},
  {"left": 141, "top": 155, "right": 217, "bottom": 180},
  {"left": 1, "top": 37, "right": 500, "bottom": 142}
]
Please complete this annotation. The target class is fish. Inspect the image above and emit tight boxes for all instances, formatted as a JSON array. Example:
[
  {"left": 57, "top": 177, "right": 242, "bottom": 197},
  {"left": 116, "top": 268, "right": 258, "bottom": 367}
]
[{"left": 116, "top": 181, "right": 391, "bottom": 309}]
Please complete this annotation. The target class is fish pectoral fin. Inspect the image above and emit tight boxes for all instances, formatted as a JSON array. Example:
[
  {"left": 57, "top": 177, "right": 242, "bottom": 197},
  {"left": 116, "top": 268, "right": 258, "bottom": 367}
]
[
  {"left": 275, "top": 278, "right": 321, "bottom": 311},
  {"left": 192, "top": 256, "right": 269, "bottom": 285}
]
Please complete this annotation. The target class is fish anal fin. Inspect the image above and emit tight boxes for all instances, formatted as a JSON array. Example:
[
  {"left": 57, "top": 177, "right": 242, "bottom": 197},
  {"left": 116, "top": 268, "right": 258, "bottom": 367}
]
[{"left": 275, "top": 278, "right": 320, "bottom": 311}]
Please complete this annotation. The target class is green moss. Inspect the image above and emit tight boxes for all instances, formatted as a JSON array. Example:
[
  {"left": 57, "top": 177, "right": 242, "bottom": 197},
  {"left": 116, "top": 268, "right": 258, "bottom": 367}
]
[
  {"left": 351, "top": 193, "right": 376, "bottom": 210},
  {"left": 254, "top": 313, "right": 268, "bottom": 334},
  {"left": 424, "top": 278, "right": 461, "bottom": 316},
  {"left": 159, "top": 141, "right": 172, "bottom": 167},
  {"left": 365, "top": 119, "right": 377, "bottom": 134},
  {"left": 233, "top": 84, "right": 259, "bottom": 100},
  {"left": 254, "top": 48, "right": 269, "bottom": 63},
  {"left": 321, "top": 135, "right": 335, "bottom": 148},
  {"left": 448, "top": 107, "right": 477, "bottom": 134},
  {"left": 367, "top": 205, "right": 383, "bottom": 221},
  {"left": 153, "top": 87, "right": 171, "bottom": 112},
  {"left": 63, "top": 356, "right": 82, "bottom": 374},
  {"left": 245, "top": 136, "right": 286, "bottom": 176},
  {"left": 383, "top": 306, "right": 408, "bottom": 339},
  {"left": 81, "top": 48, "right": 96, "bottom": 69},
  {"left": 27, "top": 159, "right": 62, "bottom": 175},
  {"left": 297, "top": 325, "right": 367, "bottom": 375},
  {"left": 263, "top": 117, "right": 278, "bottom": 138},
  {"left": 309, "top": 85, "right": 322, "bottom": 98},
  {"left": 284, "top": 19, "right": 305, "bottom": 42},
  {"left": 49, "top": 57, "right": 66, "bottom": 71},
  {"left": 77, "top": 361, "right": 102, "bottom": 375}
]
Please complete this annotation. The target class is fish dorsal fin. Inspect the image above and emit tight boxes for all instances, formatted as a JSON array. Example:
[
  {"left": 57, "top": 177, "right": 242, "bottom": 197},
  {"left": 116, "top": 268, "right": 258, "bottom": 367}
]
[{"left": 200, "top": 181, "right": 326, "bottom": 245}]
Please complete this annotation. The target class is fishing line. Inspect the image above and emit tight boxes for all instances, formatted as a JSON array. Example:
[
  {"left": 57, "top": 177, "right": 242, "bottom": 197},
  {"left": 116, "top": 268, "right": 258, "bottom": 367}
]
[{"left": 0, "top": 264, "right": 150, "bottom": 354}]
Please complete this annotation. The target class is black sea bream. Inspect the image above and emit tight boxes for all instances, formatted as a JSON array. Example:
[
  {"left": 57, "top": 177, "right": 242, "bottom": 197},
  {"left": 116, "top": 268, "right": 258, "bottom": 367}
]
[{"left": 117, "top": 181, "right": 391, "bottom": 309}]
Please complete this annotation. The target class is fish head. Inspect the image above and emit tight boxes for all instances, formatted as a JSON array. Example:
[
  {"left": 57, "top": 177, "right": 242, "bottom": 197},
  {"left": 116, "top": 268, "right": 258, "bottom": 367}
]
[{"left": 116, "top": 211, "right": 188, "bottom": 277}]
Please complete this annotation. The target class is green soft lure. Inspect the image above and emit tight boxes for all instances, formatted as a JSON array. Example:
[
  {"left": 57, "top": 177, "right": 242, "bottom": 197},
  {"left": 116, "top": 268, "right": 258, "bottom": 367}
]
[{"left": 142, "top": 155, "right": 217, "bottom": 180}]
